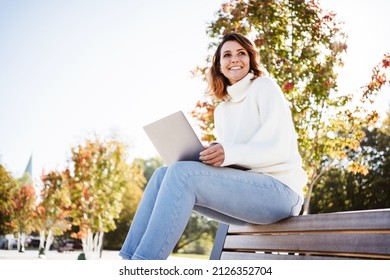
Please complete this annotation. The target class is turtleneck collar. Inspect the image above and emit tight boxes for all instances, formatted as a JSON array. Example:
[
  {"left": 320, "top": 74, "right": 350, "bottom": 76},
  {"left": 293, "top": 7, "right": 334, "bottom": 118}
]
[{"left": 226, "top": 72, "right": 254, "bottom": 103}]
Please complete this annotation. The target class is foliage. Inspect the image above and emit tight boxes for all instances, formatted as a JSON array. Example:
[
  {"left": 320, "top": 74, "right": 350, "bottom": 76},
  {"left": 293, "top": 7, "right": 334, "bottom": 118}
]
[
  {"left": 173, "top": 213, "right": 218, "bottom": 255},
  {"left": 103, "top": 161, "right": 145, "bottom": 250},
  {"left": 63, "top": 137, "right": 137, "bottom": 239},
  {"left": 37, "top": 170, "right": 72, "bottom": 253},
  {"left": 9, "top": 174, "right": 38, "bottom": 236},
  {"left": 191, "top": 99, "right": 219, "bottom": 143},
  {"left": 191, "top": 0, "right": 390, "bottom": 213},
  {"left": 38, "top": 170, "right": 72, "bottom": 233},
  {"left": 1, "top": 136, "right": 147, "bottom": 256},
  {"left": 311, "top": 113, "right": 390, "bottom": 213},
  {"left": 1, "top": 165, "right": 40, "bottom": 251},
  {"left": 0, "top": 164, "right": 17, "bottom": 235},
  {"left": 105, "top": 157, "right": 162, "bottom": 250},
  {"left": 133, "top": 157, "right": 164, "bottom": 183}
]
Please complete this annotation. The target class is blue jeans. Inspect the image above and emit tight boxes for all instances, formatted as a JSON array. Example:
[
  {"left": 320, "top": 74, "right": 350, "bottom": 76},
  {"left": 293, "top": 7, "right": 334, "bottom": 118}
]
[{"left": 119, "top": 161, "right": 302, "bottom": 260}]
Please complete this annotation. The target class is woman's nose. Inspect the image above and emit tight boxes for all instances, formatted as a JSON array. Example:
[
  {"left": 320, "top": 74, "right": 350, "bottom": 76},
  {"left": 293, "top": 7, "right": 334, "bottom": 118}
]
[{"left": 231, "top": 56, "right": 239, "bottom": 62}]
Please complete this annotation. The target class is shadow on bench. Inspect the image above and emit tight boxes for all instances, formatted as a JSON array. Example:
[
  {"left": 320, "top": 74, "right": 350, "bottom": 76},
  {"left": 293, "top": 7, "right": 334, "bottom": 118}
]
[{"left": 210, "top": 208, "right": 390, "bottom": 260}]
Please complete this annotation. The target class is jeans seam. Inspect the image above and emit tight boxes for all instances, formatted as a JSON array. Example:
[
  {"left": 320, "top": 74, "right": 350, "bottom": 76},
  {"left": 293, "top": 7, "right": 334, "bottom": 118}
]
[
  {"left": 185, "top": 170, "right": 276, "bottom": 190},
  {"left": 118, "top": 251, "right": 132, "bottom": 260},
  {"left": 172, "top": 162, "right": 276, "bottom": 189},
  {"left": 132, "top": 253, "right": 147, "bottom": 260}
]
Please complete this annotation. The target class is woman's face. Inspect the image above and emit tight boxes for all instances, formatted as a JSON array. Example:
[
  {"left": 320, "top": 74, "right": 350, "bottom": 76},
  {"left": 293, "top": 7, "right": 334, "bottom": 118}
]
[{"left": 219, "top": 40, "right": 250, "bottom": 85}]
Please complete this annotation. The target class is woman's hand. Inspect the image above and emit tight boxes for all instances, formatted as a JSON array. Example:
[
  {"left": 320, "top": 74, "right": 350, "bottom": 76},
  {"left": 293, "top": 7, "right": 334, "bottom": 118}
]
[{"left": 199, "top": 143, "right": 225, "bottom": 167}]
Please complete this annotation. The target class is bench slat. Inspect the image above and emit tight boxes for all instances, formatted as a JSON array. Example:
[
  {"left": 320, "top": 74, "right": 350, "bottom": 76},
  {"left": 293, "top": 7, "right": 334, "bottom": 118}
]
[
  {"left": 228, "top": 209, "right": 390, "bottom": 234},
  {"left": 224, "top": 233, "right": 390, "bottom": 258},
  {"left": 210, "top": 209, "right": 390, "bottom": 260},
  {"left": 220, "top": 252, "right": 360, "bottom": 260}
]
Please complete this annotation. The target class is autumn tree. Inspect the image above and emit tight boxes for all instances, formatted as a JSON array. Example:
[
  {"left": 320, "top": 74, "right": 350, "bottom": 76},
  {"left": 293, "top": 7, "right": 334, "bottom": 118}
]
[
  {"left": 9, "top": 173, "right": 38, "bottom": 252},
  {"left": 63, "top": 136, "right": 144, "bottom": 259},
  {"left": 311, "top": 111, "right": 390, "bottom": 213},
  {"left": 36, "top": 170, "right": 72, "bottom": 257},
  {"left": 103, "top": 160, "right": 145, "bottom": 250},
  {"left": 0, "top": 164, "right": 17, "bottom": 236},
  {"left": 192, "top": 0, "right": 389, "bottom": 213}
]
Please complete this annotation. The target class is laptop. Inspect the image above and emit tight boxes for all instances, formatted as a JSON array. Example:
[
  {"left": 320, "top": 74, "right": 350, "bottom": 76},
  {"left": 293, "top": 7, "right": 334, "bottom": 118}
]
[
  {"left": 143, "top": 111, "right": 250, "bottom": 170},
  {"left": 143, "top": 111, "right": 204, "bottom": 165}
]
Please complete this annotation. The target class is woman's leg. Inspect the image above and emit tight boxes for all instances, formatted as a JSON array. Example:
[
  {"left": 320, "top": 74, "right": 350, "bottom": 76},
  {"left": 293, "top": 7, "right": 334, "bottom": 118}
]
[
  {"left": 120, "top": 161, "right": 301, "bottom": 260},
  {"left": 119, "top": 166, "right": 168, "bottom": 260}
]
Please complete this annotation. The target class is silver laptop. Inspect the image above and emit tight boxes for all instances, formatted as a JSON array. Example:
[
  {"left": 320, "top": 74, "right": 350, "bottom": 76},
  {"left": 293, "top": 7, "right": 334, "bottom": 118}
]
[
  {"left": 143, "top": 111, "right": 204, "bottom": 165},
  {"left": 143, "top": 111, "right": 250, "bottom": 170}
]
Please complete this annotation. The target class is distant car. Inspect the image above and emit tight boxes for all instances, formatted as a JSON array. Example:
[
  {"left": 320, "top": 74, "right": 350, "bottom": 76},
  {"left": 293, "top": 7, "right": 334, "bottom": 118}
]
[
  {"left": 57, "top": 239, "right": 83, "bottom": 252},
  {"left": 26, "top": 235, "right": 40, "bottom": 248},
  {"left": 0, "top": 235, "right": 17, "bottom": 249},
  {"left": 0, "top": 236, "right": 8, "bottom": 249}
]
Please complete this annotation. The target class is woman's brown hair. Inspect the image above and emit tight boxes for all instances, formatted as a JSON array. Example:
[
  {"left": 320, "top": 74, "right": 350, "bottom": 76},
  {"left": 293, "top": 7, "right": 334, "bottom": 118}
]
[{"left": 207, "top": 32, "right": 267, "bottom": 101}]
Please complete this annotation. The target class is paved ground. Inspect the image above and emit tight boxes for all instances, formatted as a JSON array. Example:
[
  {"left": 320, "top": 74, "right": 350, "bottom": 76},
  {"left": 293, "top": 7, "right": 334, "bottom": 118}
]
[
  {"left": 0, "top": 249, "right": 122, "bottom": 260},
  {"left": 0, "top": 249, "right": 192, "bottom": 260}
]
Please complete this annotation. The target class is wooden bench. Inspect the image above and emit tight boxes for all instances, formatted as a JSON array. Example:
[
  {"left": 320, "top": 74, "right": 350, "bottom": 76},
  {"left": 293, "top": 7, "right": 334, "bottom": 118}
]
[{"left": 210, "top": 208, "right": 390, "bottom": 260}]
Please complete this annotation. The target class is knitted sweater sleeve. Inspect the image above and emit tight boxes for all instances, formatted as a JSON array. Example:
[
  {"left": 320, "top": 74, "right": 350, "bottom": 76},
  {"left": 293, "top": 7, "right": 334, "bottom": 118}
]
[{"left": 217, "top": 78, "right": 297, "bottom": 169}]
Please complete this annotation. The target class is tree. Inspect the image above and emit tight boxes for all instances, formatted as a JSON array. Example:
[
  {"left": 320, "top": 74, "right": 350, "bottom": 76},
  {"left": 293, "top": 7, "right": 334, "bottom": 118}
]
[
  {"left": 311, "top": 111, "right": 390, "bottom": 213},
  {"left": 63, "top": 136, "right": 142, "bottom": 259},
  {"left": 36, "top": 170, "right": 72, "bottom": 257},
  {"left": 0, "top": 164, "right": 17, "bottom": 236},
  {"left": 191, "top": 0, "right": 390, "bottom": 213},
  {"left": 173, "top": 213, "right": 218, "bottom": 255},
  {"left": 133, "top": 157, "right": 164, "bottom": 184},
  {"left": 9, "top": 173, "right": 38, "bottom": 252},
  {"left": 103, "top": 161, "right": 145, "bottom": 250}
]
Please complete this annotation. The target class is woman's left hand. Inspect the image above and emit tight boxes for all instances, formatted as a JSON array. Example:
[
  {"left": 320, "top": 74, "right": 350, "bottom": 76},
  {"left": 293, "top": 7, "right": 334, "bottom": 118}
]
[{"left": 199, "top": 143, "right": 225, "bottom": 167}]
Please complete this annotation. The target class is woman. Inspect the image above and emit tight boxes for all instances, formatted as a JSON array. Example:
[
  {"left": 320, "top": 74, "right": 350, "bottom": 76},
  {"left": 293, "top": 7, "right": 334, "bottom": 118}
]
[{"left": 119, "top": 32, "right": 307, "bottom": 260}]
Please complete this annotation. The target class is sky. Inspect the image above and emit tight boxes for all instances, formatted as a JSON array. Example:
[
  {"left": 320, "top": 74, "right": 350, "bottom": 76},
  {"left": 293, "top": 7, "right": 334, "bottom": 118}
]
[{"left": 0, "top": 0, "right": 389, "bottom": 179}]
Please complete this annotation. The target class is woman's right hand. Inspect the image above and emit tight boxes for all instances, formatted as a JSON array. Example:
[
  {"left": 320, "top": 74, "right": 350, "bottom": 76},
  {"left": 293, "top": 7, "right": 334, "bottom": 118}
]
[{"left": 199, "top": 143, "right": 225, "bottom": 167}]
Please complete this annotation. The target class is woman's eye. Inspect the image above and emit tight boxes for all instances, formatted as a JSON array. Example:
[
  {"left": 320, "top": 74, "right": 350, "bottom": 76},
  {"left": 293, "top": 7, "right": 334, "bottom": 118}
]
[
  {"left": 239, "top": 51, "right": 246, "bottom": 56},
  {"left": 223, "top": 53, "right": 231, "bottom": 58}
]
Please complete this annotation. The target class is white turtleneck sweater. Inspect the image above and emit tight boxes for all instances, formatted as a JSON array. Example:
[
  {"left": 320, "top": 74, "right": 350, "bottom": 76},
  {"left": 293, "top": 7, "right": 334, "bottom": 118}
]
[{"left": 214, "top": 73, "right": 308, "bottom": 198}]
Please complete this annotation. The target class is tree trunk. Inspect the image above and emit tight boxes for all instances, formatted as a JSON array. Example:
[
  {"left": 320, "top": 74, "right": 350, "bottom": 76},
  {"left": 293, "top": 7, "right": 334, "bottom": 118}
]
[
  {"left": 81, "top": 229, "right": 104, "bottom": 260},
  {"left": 37, "top": 229, "right": 54, "bottom": 258},
  {"left": 18, "top": 232, "right": 26, "bottom": 252},
  {"left": 302, "top": 165, "right": 331, "bottom": 215},
  {"left": 38, "top": 230, "right": 46, "bottom": 258},
  {"left": 302, "top": 181, "right": 314, "bottom": 215},
  {"left": 44, "top": 229, "right": 54, "bottom": 254}
]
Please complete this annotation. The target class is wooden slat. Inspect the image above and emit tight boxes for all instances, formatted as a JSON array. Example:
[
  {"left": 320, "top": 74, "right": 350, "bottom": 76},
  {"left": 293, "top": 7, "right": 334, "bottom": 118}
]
[
  {"left": 220, "top": 252, "right": 359, "bottom": 260},
  {"left": 223, "top": 233, "right": 390, "bottom": 257},
  {"left": 210, "top": 209, "right": 390, "bottom": 260},
  {"left": 228, "top": 209, "right": 390, "bottom": 234}
]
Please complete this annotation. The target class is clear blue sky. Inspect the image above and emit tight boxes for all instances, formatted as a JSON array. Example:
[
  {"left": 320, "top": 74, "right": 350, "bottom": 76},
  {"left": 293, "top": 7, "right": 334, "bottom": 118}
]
[{"left": 1, "top": 0, "right": 389, "bottom": 179}]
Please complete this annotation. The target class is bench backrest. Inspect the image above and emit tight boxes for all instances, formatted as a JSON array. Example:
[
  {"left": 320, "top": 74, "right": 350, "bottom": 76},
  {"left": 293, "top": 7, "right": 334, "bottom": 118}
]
[{"left": 210, "top": 209, "right": 390, "bottom": 260}]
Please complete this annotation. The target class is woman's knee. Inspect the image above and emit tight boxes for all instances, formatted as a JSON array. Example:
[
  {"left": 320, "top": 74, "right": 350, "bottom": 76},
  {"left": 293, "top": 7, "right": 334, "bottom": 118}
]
[
  {"left": 154, "top": 166, "right": 168, "bottom": 177},
  {"left": 162, "top": 161, "right": 206, "bottom": 191},
  {"left": 168, "top": 161, "right": 204, "bottom": 174}
]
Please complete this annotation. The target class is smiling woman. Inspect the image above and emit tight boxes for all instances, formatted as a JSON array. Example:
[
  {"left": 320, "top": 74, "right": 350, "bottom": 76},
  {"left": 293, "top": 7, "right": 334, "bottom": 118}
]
[
  {"left": 207, "top": 32, "right": 269, "bottom": 101},
  {"left": 219, "top": 40, "right": 250, "bottom": 85},
  {"left": 119, "top": 32, "right": 307, "bottom": 260}
]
